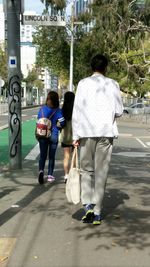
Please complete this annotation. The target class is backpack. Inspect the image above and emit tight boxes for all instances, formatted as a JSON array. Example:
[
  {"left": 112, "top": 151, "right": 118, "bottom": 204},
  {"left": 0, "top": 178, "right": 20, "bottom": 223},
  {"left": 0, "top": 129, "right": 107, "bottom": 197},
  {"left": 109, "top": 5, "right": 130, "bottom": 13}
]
[{"left": 35, "top": 108, "right": 57, "bottom": 139}]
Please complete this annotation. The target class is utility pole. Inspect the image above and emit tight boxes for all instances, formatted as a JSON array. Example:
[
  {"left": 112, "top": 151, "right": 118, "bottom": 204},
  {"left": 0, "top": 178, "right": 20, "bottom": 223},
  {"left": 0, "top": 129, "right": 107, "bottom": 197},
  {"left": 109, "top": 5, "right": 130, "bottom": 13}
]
[
  {"left": 69, "top": 1, "right": 74, "bottom": 92},
  {"left": 6, "top": 0, "right": 22, "bottom": 169},
  {"left": 69, "top": 1, "right": 83, "bottom": 92}
]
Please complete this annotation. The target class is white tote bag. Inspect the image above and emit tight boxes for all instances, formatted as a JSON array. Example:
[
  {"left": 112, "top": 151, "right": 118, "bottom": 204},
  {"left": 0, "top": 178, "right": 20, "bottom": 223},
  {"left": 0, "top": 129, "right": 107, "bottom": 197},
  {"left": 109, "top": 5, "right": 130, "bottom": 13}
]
[{"left": 66, "top": 147, "right": 80, "bottom": 205}]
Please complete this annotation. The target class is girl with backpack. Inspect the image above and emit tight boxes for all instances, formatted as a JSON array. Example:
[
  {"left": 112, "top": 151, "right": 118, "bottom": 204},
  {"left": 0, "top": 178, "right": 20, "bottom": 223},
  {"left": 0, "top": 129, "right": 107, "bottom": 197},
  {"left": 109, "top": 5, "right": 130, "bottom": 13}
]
[{"left": 37, "top": 91, "right": 65, "bottom": 184}]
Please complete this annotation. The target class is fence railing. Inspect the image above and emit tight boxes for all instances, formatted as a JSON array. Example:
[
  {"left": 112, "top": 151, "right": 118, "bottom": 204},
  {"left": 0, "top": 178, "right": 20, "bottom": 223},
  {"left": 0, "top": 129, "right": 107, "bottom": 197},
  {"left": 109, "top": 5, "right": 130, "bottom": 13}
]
[
  {"left": 122, "top": 97, "right": 150, "bottom": 106},
  {"left": 119, "top": 113, "right": 150, "bottom": 125}
]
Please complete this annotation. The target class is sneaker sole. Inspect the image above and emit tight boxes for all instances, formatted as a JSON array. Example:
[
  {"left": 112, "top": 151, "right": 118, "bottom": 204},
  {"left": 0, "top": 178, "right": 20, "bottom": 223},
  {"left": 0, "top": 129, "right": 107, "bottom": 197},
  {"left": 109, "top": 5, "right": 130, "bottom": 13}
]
[
  {"left": 47, "top": 179, "right": 55, "bottom": 183},
  {"left": 93, "top": 220, "right": 101, "bottom": 225}
]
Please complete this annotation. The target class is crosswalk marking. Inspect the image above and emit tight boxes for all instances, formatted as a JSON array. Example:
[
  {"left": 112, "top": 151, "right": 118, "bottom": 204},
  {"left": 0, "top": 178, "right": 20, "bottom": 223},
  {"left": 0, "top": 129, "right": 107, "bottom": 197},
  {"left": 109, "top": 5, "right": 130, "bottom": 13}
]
[
  {"left": 25, "top": 143, "right": 39, "bottom": 160},
  {"left": 113, "top": 151, "right": 150, "bottom": 157},
  {"left": 119, "top": 133, "right": 133, "bottom": 137},
  {"left": 136, "top": 138, "right": 148, "bottom": 148}
]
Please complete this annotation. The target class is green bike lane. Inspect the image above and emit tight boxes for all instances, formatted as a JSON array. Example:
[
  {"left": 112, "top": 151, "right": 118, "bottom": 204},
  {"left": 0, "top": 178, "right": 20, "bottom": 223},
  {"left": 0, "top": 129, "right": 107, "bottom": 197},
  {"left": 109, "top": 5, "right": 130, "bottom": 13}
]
[{"left": 0, "top": 119, "right": 37, "bottom": 166}]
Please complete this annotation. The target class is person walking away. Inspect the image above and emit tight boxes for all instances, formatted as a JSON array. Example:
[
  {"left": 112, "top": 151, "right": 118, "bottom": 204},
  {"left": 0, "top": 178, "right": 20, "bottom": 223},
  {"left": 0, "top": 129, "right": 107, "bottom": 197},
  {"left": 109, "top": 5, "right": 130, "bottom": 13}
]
[
  {"left": 37, "top": 91, "right": 65, "bottom": 184},
  {"left": 60, "top": 91, "right": 75, "bottom": 183},
  {"left": 72, "top": 54, "right": 123, "bottom": 225}
]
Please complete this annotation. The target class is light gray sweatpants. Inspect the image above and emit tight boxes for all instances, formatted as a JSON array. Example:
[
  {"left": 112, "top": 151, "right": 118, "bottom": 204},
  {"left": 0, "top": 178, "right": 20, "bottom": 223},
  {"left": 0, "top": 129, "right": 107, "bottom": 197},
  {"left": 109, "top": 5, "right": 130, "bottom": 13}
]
[{"left": 80, "top": 137, "right": 113, "bottom": 215}]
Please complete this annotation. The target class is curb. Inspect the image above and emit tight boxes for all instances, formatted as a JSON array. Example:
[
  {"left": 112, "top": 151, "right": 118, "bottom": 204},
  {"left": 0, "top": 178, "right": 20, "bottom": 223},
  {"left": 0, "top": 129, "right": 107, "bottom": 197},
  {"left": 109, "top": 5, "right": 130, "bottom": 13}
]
[
  {"left": 0, "top": 124, "right": 8, "bottom": 131},
  {"left": 0, "top": 105, "right": 40, "bottom": 131}
]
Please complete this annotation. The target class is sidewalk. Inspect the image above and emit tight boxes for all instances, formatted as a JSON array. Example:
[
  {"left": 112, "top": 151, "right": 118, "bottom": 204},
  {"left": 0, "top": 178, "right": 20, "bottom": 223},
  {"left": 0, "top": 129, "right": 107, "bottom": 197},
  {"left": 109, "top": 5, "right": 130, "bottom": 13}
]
[{"left": 0, "top": 144, "right": 150, "bottom": 267}]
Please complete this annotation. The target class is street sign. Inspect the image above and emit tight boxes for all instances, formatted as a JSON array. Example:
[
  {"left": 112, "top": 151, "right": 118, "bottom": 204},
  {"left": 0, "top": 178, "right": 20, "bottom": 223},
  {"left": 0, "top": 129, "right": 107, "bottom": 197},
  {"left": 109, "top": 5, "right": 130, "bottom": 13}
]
[
  {"left": 23, "top": 15, "right": 66, "bottom": 27},
  {"left": 9, "top": 56, "right": 17, "bottom": 68}
]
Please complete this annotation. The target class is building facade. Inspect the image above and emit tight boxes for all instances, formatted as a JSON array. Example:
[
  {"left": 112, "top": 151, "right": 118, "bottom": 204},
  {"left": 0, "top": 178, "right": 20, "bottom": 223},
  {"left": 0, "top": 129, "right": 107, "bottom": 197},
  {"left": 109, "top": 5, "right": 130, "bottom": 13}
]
[
  {"left": 20, "top": 11, "right": 36, "bottom": 78},
  {"left": 75, "top": 0, "right": 94, "bottom": 32},
  {"left": 0, "top": 1, "right": 4, "bottom": 46}
]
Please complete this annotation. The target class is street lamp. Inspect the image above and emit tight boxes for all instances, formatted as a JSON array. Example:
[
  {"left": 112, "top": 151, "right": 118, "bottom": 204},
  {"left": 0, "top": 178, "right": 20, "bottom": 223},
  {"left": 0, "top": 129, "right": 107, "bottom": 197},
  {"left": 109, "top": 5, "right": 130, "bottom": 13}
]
[
  {"left": 69, "top": 0, "right": 75, "bottom": 92},
  {"left": 69, "top": 0, "right": 84, "bottom": 92}
]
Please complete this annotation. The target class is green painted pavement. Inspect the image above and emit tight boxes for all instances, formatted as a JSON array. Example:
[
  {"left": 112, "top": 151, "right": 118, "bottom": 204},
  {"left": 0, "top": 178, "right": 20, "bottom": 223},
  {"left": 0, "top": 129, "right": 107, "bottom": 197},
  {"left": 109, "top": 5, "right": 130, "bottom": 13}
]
[{"left": 0, "top": 119, "right": 37, "bottom": 165}]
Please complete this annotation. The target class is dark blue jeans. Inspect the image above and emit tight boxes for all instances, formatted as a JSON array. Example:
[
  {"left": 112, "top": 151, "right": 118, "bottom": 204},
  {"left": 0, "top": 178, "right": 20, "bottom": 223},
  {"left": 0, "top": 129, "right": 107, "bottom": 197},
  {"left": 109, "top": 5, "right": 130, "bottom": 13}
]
[{"left": 38, "top": 134, "right": 58, "bottom": 176}]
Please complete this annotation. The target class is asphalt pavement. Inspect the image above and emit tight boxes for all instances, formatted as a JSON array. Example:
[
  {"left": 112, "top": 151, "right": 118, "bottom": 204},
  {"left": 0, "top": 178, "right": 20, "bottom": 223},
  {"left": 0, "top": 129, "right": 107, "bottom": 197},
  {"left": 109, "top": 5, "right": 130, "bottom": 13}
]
[{"left": 0, "top": 120, "right": 150, "bottom": 267}]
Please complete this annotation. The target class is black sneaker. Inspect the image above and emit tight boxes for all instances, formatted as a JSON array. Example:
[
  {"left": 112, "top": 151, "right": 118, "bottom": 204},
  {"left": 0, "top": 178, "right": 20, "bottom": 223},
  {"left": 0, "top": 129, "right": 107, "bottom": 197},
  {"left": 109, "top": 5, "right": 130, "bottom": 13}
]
[
  {"left": 82, "top": 204, "right": 95, "bottom": 223},
  {"left": 38, "top": 171, "right": 44, "bottom": 184}
]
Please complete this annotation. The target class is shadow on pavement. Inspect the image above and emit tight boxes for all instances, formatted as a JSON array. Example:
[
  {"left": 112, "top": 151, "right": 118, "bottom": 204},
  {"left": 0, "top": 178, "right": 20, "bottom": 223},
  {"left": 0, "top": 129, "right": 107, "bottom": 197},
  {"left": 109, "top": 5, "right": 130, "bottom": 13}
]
[
  {"left": 0, "top": 145, "right": 150, "bottom": 252},
  {"left": 69, "top": 145, "right": 150, "bottom": 251},
  {"left": 72, "top": 189, "right": 129, "bottom": 221},
  {"left": 0, "top": 182, "right": 55, "bottom": 227}
]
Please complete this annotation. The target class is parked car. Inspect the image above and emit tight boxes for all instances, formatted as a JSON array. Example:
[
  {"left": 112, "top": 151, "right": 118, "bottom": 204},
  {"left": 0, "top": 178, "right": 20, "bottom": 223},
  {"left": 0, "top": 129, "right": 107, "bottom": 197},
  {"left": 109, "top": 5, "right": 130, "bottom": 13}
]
[{"left": 123, "top": 103, "right": 150, "bottom": 114}]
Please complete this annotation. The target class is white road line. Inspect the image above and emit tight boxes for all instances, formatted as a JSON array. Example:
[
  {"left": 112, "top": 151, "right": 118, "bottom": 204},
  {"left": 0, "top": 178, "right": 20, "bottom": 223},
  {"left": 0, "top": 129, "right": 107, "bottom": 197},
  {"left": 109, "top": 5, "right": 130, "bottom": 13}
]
[
  {"left": 2, "top": 113, "right": 27, "bottom": 116},
  {"left": 113, "top": 151, "right": 150, "bottom": 157},
  {"left": 119, "top": 133, "right": 133, "bottom": 137},
  {"left": 25, "top": 143, "right": 39, "bottom": 160},
  {"left": 146, "top": 142, "right": 150, "bottom": 146},
  {"left": 136, "top": 138, "right": 148, "bottom": 148}
]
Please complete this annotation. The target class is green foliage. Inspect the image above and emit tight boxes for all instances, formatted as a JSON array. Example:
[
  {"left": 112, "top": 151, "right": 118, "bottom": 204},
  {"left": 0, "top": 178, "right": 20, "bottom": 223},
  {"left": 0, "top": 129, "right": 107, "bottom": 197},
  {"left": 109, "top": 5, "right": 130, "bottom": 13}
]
[
  {"left": 34, "top": 0, "right": 150, "bottom": 97},
  {"left": 40, "top": 0, "right": 66, "bottom": 11},
  {"left": 0, "top": 46, "right": 7, "bottom": 82},
  {"left": 33, "top": 26, "right": 70, "bottom": 79},
  {"left": 73, "top": 0, "right": 150, "bottom": 97},
  {"left": 24, "top": 68, "right": 44, "bottom": 90}
]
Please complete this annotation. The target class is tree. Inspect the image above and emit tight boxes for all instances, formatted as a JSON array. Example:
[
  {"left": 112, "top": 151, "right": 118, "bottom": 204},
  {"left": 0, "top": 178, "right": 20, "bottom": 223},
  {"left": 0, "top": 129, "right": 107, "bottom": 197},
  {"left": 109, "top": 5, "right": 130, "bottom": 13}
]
[
  {"left": 34, "top": 1, "right": 69, "bottom": 88},
  {"left": 73, "top": 0, "right": 150, "bottom": 97},
  {"left": 24, "top": 68, "right": 44, "bottom": 90},
  {"left": 40, "top": 0, "right": 66, "bottom": 11},
  {"left": 0, "top": 46, "right": 7, "bottom": 83},
  {"left": 33, "top": 26, "right": 70, "bottom": 81},
  {"left": 34, "top": 0, "right": 150, "bottom": 97}
]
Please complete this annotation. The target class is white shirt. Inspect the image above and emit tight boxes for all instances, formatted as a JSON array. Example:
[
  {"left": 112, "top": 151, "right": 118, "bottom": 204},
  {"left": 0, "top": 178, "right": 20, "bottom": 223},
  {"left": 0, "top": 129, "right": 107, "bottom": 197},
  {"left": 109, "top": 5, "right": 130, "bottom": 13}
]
[{"left": 72, "top": 73, "right": 123, "bottom": 140}]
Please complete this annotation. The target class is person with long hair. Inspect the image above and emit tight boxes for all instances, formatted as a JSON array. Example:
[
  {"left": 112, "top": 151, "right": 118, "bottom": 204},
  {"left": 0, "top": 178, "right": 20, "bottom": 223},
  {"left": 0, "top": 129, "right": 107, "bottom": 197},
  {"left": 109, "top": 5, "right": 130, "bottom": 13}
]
[
  {"left": 60, "top": 91, "right": 75, "bottom": 183},
  {"left": 37, "top": 91, "right": 65, "bottom": 184}
]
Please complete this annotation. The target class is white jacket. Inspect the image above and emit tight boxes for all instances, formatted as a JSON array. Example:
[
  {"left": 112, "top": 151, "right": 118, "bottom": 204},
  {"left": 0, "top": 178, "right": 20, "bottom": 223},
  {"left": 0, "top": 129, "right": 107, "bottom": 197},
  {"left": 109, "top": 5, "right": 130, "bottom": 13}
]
[{"left": 72, "top": 73, "right": 123, "bottom": 140}]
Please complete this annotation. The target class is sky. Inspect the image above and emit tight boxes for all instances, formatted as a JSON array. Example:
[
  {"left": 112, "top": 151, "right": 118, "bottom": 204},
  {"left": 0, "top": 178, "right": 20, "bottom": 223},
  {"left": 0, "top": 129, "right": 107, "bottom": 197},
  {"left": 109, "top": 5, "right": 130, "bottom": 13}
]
[
  {"left": 0, "top": 0, "right": 46, "bottom": 13},
  {"left": 25, "top": 0, "right": 70, "bottom": 15},
  {"left": 25, "top": 0, "right": 45, "bottom": 14},
  {"left": 0, "top": 0, "right": 70, "bottom": 15},
  {"left": 0, "top": 0, "right": 70, "bottom": 16}
]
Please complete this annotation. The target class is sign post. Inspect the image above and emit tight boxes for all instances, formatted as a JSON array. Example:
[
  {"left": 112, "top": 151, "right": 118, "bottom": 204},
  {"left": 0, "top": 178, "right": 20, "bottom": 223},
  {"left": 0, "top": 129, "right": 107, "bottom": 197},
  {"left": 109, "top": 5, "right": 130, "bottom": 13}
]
[{"left": 6, "top": 0, "right": 22, "bottom": 169}]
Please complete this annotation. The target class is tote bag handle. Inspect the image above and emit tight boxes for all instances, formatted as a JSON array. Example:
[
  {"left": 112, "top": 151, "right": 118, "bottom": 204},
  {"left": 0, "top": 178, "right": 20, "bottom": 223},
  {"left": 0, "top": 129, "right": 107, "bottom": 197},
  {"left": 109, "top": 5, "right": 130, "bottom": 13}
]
[{"left": 70, "top": 146, "right": 79, "bottom": 169}]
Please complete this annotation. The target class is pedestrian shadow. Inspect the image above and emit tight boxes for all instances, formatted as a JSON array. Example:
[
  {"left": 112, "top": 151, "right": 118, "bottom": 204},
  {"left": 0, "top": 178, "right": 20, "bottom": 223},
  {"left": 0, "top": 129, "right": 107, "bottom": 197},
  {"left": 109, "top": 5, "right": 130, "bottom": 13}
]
[
  {"left": 72, "top": 189, "right": 129, "bottom": 221},
  {"left": 0, "top": 181, "right": 56, "bottom": 227},
  {"left": 0, "top": 158, "right": 66, "bottom": 227},
  {"left": 0, "top": 186, "right": 19, "bottom": 199},
  {"left": 102, "top": 189, "right": 129, "bottom": 218}
]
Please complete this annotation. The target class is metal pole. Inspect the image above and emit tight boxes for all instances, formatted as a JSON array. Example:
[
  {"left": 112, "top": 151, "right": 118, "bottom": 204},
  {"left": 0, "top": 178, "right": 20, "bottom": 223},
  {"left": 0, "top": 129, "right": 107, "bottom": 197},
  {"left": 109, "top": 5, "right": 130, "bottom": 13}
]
[
  {"left": 69, "top": 1, "right": 74, "bottom": 92},
  {"left": 37, "top": 87, "right": 39, "bottom": 105},
  {"left": 6, "top": 0, "right": 22, "bottom": 169}
]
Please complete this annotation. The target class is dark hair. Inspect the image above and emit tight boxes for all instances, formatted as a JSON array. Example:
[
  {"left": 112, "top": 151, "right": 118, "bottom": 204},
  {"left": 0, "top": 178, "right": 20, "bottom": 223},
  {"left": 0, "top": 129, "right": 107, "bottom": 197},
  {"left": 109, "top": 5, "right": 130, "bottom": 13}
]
[
  {"left": 46, "top": 91, "right": 59, "bottom": 108},
  {"left": 91, "top": 54, "right": 108, "bottom": 73},
  {"left": 62, "top": 91, "right": 75, "bottom": 121}
]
